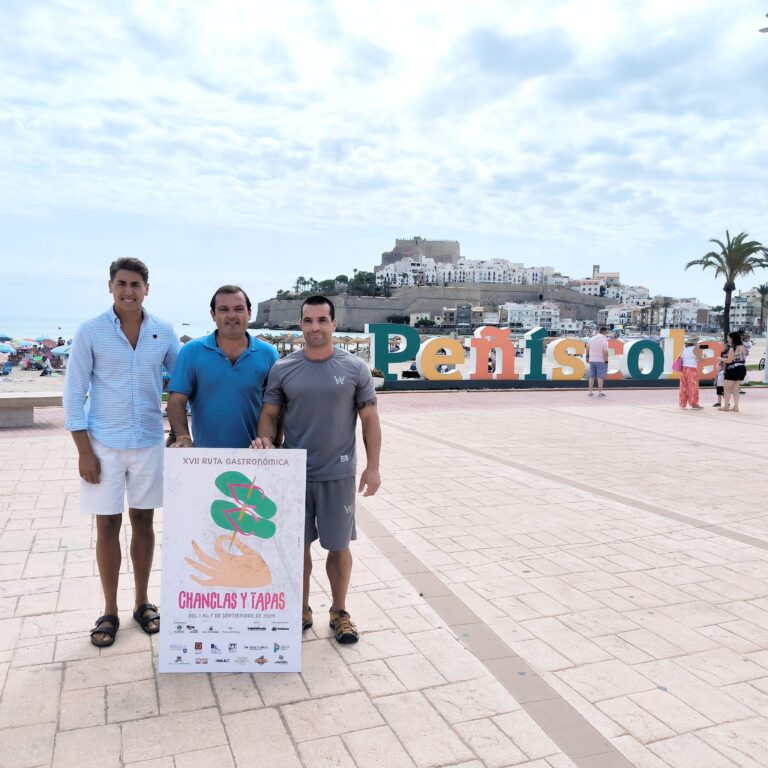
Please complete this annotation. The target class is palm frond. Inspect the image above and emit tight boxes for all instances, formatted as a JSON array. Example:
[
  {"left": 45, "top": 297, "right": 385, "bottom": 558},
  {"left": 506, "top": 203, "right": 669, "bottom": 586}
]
[
  {"left": 690, "top": 231, "right": 767, "bottom": 282},
  {"left": 708, "top": 237, "right": 727, "bottom": 252}
]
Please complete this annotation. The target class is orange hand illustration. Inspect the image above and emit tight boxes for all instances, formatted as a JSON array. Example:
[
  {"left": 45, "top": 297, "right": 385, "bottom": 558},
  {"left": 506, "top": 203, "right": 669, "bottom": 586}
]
[{"left": 185, "top": 535, "right": 272, "bottom": 587}]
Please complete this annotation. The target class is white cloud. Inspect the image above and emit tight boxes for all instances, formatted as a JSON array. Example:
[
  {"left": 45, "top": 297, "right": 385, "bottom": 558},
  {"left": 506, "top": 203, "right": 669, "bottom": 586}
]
[{"left": 1, "top": 0, "right": 767, "bottom": 320}]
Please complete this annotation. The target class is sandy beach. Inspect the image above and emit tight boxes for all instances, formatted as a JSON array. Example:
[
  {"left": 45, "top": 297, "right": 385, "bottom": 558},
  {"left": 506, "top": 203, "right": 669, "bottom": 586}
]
[{"left": 0, "top": 369, "right": 68, "bottom": 393}]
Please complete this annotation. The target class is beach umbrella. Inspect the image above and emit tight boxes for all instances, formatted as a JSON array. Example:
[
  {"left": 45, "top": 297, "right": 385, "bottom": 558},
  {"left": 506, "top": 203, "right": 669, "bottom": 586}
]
[
  {"left": 0, "top": 343, "right": 15, "bottom": 354},
  {"left": 348, "top": 336, "right": 369, "bottom": 354},
  {"left": 14, "top": 340, "right": 35, "bottom": 349},
  {"left": 41, "top": 339, "right": 56, "bottom": 349},
  {"left": 51, "top": 345, "right": 72, "bottom": 356},
  {"left": 0, "top": 335, "right": 11, "bottom": 342},
  {"left": 276, "top": 334, "right": 298, "bottom": 354}
]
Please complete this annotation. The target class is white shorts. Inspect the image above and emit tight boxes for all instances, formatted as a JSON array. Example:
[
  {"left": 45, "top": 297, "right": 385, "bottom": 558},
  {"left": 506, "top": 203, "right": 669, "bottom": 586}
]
[{"left": 79, "top": 438, "right": 164, "bottom": 516}]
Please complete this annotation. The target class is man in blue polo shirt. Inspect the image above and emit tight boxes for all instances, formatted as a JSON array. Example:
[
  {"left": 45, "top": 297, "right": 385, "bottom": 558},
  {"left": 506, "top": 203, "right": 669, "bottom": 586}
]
[{"left": 167, "top": 285, "right": 278, "bottom": 447}]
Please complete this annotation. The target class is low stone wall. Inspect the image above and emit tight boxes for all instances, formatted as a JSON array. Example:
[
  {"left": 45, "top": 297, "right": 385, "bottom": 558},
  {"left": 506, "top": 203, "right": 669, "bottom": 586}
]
[
  {"left": 0, "top": 392, "right": 63, "bottom": 427},
  {"left": 254, "top": 285, "right": 611, "bottom": 331}
]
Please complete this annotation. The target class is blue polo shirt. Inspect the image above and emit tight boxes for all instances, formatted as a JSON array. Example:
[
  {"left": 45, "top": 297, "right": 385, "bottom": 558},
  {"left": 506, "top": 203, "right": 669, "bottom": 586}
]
[{"left": 168, "top": 332, "right": 278, "bottom": 448}]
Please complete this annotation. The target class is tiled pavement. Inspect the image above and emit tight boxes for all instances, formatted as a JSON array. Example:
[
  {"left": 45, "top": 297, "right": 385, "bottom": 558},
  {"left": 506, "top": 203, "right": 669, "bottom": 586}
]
[{"left": 1, "top": 387, "right": 768, "bottom": 768}]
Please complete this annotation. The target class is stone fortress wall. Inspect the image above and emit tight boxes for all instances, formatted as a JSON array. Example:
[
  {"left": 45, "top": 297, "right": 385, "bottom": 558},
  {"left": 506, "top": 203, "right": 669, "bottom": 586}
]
[
  {"left": 254, "top": 284, "right": 612, "bottom": 331},
  {"left": 380, "top": 236, "right": 461, "bottom": 267}
]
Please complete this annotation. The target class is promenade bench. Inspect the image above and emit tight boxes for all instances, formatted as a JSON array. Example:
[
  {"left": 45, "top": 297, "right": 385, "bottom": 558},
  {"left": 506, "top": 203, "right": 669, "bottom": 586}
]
[{"left": 0, "top": 392, "right": 63, "bottom": 427}]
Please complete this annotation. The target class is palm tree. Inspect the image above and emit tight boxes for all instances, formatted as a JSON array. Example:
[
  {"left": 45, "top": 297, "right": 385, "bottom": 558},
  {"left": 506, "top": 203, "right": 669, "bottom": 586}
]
[
  {"left": 757, "top": 283, "right": 768, "bottom": 335},
  {"left": 658, "top": 297, "right": 673, "bottom": 329},
  {"left": 638, "top": 305, "right": 648, "bottom": 333},
  {"left": 709, "top": 305, "right": 724, "bottom": 333},
  {"left": 685, "top": 230, "right": 768, "bottom": 339},
  {"left": 648, "top": 301, "right": 660, "bottom": 333}
]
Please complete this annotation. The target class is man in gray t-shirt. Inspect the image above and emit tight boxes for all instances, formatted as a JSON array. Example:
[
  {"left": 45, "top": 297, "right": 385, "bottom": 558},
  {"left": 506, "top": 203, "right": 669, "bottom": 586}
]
[
  {"left": 252, "top": 296, "right": 381, "bottom": 644},
  {"left": 263, "top": 347, "right": 375, "bottom": 479}
]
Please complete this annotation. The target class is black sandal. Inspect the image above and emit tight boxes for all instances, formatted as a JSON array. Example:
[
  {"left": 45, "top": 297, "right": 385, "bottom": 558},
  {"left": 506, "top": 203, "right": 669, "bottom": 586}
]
[
  {"left": 90, "top": 614, "right": 119, "bottom": 648},
  {"left": 133, "top": 603, "right": 160, "bottom": 634}
]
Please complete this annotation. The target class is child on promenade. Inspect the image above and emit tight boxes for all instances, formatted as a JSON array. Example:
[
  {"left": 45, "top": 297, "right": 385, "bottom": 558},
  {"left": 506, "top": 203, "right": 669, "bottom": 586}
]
[{"left": 713, "top": 359, "right": 725, "bottom": 407}]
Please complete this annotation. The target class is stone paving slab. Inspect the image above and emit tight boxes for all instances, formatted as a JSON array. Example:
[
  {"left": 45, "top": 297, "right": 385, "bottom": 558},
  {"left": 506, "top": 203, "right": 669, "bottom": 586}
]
[{"left": 0, "top": 388, "right": 767, "bottom": 767}]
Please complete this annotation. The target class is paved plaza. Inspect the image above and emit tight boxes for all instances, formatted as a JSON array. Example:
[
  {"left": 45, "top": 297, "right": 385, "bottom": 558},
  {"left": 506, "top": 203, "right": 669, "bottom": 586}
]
[{"left": 2, "top": 386, "right": 768, "bottom": 768}]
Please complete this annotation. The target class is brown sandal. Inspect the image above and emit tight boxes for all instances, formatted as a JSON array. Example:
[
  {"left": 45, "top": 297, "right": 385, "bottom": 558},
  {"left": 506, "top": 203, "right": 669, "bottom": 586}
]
[{"left": 329, "top": 609, "right": 359, "bottom": 644}]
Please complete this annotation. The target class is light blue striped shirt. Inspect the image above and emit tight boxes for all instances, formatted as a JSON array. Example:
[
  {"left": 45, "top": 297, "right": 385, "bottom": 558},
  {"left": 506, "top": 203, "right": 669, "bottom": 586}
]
[{"left": 64, "top": 308, "right": 180, "bottom": 449}]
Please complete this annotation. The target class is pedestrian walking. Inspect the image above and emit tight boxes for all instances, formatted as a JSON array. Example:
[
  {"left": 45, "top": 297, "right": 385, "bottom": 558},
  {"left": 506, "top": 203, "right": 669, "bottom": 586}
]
[
  {"left": 722, "top": 331, "right": 747, "bottom": 412},
  {"left": 678, "top": 338, "right": 704, "bottom": 409},
  {"left": 586, "top": 326, "right": 610, "bottom": 396}
]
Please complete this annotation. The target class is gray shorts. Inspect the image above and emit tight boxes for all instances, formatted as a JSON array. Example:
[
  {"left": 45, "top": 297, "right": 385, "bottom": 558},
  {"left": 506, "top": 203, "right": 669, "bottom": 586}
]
[
  {"left": 589, "top": 361, "right": 608, "bottom": 380},
  {"left": 305, "top": 477, "right": 357, "bottom": 550}
]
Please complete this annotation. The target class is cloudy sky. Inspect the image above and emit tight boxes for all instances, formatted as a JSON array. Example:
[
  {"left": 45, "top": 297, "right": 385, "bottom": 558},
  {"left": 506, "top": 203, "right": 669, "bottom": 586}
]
[{"left": 1, "top": 0, "right": 767, "bottom": 324}]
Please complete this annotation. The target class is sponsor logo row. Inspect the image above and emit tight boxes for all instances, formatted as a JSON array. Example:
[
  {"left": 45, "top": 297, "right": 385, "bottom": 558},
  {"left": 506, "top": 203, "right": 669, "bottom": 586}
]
[
  {"left": 168, "top": 641, "right": 290, "bottom": 666},
  {"left": 173, "top": 623, "right": 290, "bottom": 634}
]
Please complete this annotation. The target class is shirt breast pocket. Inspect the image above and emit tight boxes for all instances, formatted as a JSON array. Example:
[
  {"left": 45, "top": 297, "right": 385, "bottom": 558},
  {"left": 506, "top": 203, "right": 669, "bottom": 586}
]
[
  {"left": 253, "top": 364, "right": 270, "bottom": 389},
  {"left": 142, "top": 345, "right": 169, "bottom": 371}
]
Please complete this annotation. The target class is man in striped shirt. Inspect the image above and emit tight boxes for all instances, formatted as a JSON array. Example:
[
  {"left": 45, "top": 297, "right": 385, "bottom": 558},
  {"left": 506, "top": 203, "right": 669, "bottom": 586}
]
[{"left": 64, "top": 258, "right": 179, "bottom": 647}]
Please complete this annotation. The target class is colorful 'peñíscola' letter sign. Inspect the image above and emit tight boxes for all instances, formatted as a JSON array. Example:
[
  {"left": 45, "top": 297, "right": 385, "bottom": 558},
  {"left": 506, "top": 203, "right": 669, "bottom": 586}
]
[{"left": 366, "top": 325, "right": 723, "bottom": 382}]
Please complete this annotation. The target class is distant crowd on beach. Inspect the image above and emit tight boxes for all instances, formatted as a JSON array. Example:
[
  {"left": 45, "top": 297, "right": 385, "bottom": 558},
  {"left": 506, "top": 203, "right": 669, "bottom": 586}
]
[{"left": 0, "top": 336, "right": 70, "bottom": 375}]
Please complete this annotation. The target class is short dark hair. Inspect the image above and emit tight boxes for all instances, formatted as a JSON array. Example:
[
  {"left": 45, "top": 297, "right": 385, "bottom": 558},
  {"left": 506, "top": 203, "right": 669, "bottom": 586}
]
[
  {"left": 110, "top": 258, "right": 149, "bottom": 284},
  {"left": 598, "top": 326, "right": 608, "bottom": 333},
  {"left": 301, "top": 295, "right": 335, "bottom": 321},
  {"left": 210, "top": 285, "right": 252, "bottom": 312},
  {"left": 728, "top": 330, "right": 743, "bottom": 347}
]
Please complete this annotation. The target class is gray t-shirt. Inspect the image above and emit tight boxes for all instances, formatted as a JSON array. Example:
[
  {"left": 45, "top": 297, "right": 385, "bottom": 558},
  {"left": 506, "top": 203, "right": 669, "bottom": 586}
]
[{"left": 264, "top": 348, "right": 376, "bottom": 480}]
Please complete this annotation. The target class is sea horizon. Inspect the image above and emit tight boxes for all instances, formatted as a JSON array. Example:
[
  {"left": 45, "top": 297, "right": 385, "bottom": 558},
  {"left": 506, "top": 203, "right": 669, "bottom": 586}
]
[{"left": 0, "top": 316, "right": 293, "bottom": 343}]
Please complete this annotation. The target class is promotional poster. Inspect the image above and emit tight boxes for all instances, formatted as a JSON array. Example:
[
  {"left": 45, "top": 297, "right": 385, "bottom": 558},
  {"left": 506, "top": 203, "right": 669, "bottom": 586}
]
[{"left": 159, "top": 449, "right": 306, "bottom": 673}]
